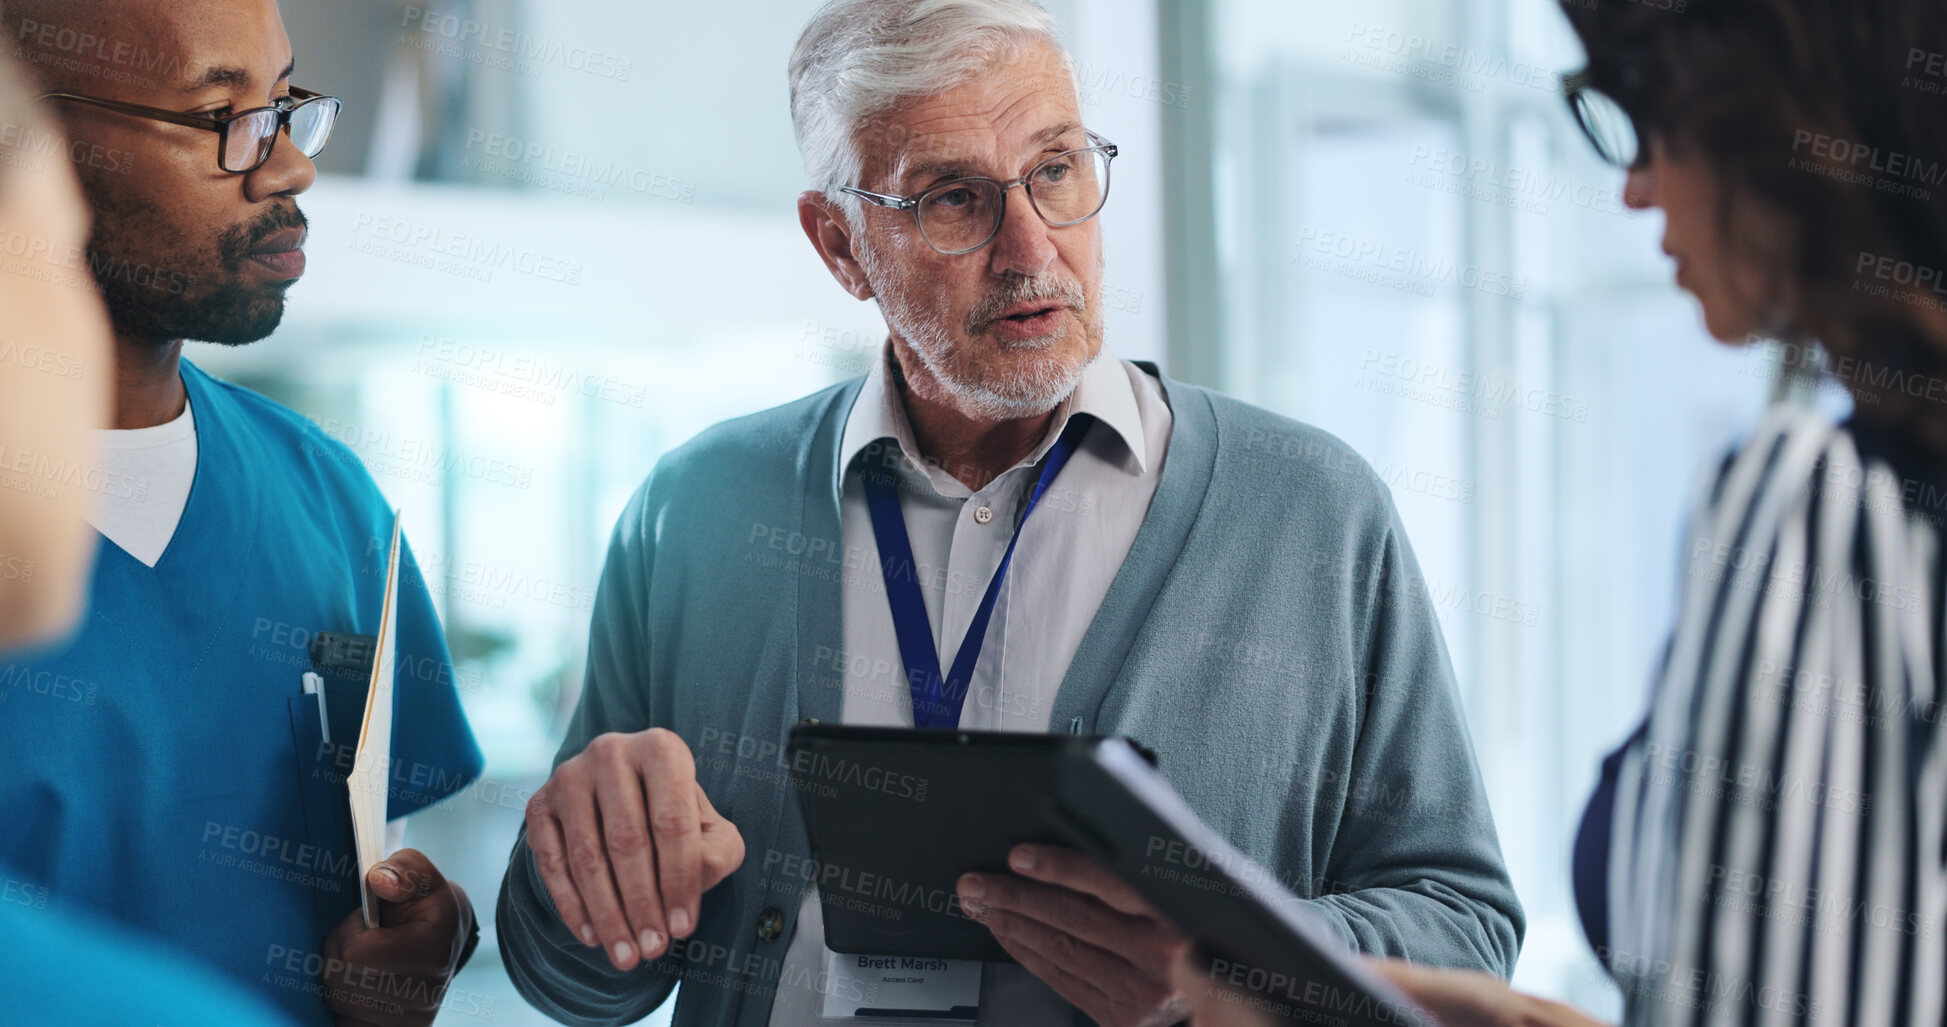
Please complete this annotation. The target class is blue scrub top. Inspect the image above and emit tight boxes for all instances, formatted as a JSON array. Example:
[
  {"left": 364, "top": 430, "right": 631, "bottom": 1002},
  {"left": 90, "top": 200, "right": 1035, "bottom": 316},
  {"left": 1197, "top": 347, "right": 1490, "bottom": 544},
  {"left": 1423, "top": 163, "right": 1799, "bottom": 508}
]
[
  {"left": 0, "top": 879, "right": 295, "bottom": 1026},
  {"left": 0, "top": 360, "right": 485, "bottom": 1027}
]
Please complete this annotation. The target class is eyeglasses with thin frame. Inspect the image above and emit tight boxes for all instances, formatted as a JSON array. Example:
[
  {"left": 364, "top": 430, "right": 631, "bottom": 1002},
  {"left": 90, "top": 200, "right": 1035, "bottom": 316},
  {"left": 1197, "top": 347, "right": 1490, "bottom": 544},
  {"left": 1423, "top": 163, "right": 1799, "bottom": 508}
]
[
  {"left": 37, "top": 86, "right": 342, "bottom": 174},
  {"left": 841, "top": 131, "right": 1119, "bottom": 255},
  {"left": 1564, "top": 70, "right": 1645, "bottom": 170}
]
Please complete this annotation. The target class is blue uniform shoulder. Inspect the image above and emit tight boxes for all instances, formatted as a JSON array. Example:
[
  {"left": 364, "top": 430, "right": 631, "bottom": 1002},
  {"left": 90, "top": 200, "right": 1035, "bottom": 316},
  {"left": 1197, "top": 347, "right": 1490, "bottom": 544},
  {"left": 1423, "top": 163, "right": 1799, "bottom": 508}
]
[{"left": 184, "top": 361, "right": 391, "bottom": 510}]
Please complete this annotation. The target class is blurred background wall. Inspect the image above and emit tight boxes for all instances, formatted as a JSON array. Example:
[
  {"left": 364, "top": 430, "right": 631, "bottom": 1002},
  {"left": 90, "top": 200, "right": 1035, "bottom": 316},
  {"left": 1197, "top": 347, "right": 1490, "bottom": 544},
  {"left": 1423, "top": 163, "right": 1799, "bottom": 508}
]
[{"left": 229, "top": 0, "right": 1784, "bottom": 1021}]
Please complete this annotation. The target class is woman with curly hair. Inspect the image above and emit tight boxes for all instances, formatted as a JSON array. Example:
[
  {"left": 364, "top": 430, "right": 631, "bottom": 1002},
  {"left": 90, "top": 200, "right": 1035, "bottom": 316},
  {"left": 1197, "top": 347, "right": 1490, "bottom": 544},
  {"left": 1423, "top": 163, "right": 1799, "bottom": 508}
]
[
  {"left": 1184, "top": 0, "right": 1947, "bottom": 1023},
  {"left": 1555, "top": 2, "right": 1947, "bottom": 1024}
]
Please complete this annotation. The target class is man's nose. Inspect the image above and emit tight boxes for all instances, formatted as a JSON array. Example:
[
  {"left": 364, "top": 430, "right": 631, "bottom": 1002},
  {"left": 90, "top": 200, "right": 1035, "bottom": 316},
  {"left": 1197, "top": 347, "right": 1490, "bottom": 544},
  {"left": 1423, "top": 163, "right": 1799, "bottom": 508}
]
[
  {"left": 985, "top": 186, "right": 1058, "bottom": 277},
  {"left": 246, "top": 127, "right": 318, "bottom": 203}
]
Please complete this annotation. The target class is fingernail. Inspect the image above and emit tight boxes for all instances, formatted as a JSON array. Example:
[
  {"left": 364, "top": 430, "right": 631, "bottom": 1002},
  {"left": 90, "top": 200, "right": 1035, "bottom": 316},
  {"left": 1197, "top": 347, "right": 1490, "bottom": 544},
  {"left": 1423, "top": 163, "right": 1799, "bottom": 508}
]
[
  {"left": 958, "top": 875, "right": 985, "bottom": 899},
  {"left": 1010, "top": 848, "right": 1035, "bottom": 872},
  {"left": 374, "top": 865, "right": 402, "bottom": 888},
  {"left": 613, "top": 940, "right": 637, "bottom": 966},
  {"left": 640, "top": 929, "right": 665, "bottom": 956},
  {"left": 578, "top": 924, "right": 597, "bottom": 946},
  {"left": 962, "top": 897, "right": 988, "bottom": 918},
  {"left": 670, "top": 907, "right": 692, "bottom": 935}
]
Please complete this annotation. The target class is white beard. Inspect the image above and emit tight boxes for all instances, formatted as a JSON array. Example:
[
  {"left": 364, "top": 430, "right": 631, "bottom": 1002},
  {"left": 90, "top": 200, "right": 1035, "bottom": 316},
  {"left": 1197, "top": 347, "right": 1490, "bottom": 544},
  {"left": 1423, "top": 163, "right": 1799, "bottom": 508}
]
[
  {"left": 860, "top": 240, "right": 1092, "bottom": 420},
  {"left": 907, "top": 321, "right": 1088, "bottom": 419}
]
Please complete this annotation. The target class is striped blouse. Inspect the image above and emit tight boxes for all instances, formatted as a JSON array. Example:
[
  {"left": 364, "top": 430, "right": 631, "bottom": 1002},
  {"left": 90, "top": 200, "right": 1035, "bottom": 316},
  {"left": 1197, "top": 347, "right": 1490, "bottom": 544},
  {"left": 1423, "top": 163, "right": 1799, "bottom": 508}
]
[{"left": 1593, "top": 402, "right": 1947, "bottom": 1026}]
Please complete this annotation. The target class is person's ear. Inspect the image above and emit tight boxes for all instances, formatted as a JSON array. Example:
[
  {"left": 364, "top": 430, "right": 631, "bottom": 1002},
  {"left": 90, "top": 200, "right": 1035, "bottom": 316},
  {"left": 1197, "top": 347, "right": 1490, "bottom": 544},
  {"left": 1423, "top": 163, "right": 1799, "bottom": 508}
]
[{"left": 799, "top": 191, "right": 875, "bottom": 301}]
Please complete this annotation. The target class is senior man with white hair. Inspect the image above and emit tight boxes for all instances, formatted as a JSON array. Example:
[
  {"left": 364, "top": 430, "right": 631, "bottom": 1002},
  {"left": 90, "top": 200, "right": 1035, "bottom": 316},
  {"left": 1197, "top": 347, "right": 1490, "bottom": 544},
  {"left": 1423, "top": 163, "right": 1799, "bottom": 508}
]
[{"left": 495, "top": 2, "right": 1522, "bottom": 1025}]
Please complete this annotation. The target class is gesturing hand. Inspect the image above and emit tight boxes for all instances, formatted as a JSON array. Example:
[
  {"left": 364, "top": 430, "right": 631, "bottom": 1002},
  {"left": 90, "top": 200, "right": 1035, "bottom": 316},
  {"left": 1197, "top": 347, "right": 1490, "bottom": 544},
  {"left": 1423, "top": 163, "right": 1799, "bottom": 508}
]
[
  {"left": 525, "top": 727, "right": 746, "bottom": 971},
  {"left": 321, "top": 848, "right": 472, "bottom": 1027},
  {"left": 957, "top": 843, "right": 1191, "bottom": 1027}
]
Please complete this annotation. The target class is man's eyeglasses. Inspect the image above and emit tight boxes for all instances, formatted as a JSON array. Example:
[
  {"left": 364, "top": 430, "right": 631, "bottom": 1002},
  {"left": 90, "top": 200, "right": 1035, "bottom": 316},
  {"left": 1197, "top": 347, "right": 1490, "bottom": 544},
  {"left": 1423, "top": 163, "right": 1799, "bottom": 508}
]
[
  {"left": 1564, "top": 70, "right": 1645, "bottom": 169},
  {"left": 37, "top": 87, "right": 342, "bottom": 174},
  {"left": 841, "top": 132, "right": 1118, "bottom": 255}
]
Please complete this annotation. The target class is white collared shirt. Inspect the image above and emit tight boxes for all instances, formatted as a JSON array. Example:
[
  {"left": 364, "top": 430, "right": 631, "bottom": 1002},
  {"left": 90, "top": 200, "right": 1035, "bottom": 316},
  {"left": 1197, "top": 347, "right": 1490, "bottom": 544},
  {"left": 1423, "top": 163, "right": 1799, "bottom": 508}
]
[{"left": 764, "top": 345, "right": 1174, "bottom": 1025}]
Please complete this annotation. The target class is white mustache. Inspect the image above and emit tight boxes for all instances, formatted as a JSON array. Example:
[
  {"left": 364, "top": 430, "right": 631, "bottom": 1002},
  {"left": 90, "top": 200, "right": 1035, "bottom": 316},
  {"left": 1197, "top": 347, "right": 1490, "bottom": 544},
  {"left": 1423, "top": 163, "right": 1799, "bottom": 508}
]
[{"left": 966, "top": 277, "right": 1087, "bottom": 333}]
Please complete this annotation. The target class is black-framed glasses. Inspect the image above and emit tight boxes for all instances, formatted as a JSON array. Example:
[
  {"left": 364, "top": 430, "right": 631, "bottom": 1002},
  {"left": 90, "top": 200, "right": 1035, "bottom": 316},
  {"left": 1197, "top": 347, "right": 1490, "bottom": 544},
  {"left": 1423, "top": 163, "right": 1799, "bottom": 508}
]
[
  {"left": 841, "top": 131, "right": 1119, "bottom": 255},
  {"left": 37, "top": 86, "right": 342, "bottom": 174},
  {"left": 1564, "top": 70, "right": 1644, "bottom": 169}
]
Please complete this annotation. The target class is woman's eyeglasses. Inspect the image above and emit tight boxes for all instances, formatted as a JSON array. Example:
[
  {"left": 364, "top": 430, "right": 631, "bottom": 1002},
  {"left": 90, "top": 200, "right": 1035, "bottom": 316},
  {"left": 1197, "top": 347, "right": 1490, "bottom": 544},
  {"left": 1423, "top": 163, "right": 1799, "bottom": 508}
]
[{"left": 1564, "top": 70, "right": 1645, "bottom": 169}]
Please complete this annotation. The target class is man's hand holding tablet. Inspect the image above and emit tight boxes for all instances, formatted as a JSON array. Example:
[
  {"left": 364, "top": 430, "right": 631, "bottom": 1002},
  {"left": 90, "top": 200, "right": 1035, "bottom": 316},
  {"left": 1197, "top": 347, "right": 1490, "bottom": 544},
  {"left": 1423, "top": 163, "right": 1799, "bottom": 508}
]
[
  {"left": 524, "top": 728, "right": 746, "bottom": 971},
  {"left": 958, "top": 842, "right": 1192, "bottom": 1027}
]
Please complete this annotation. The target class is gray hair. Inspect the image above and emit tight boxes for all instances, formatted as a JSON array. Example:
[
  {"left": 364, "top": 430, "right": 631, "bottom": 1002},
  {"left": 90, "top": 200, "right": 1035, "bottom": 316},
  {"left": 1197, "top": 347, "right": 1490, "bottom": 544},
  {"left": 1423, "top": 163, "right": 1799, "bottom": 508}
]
[{"left": 788, "top": 0, "right": 1078, "bottom": 219}]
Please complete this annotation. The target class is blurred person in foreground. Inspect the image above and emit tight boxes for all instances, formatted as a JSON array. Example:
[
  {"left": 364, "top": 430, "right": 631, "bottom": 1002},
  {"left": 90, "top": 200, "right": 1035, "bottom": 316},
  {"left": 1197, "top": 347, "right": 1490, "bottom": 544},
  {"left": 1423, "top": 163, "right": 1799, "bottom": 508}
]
[
  {"left": 496, "top": 2, "right": 1524, "bottom": 1025},
  {"left": 0, "top": 1, "right": 485, "bottom": 1023},
  {"left": 0, "top": 22, "right": 105, "bottom": 646},
  {"left": 1184, "top": 0, "right": 1947, "bottom": 1023},
  {"left": 0, "top": 44, "right": 292, "bottom": 1027}
]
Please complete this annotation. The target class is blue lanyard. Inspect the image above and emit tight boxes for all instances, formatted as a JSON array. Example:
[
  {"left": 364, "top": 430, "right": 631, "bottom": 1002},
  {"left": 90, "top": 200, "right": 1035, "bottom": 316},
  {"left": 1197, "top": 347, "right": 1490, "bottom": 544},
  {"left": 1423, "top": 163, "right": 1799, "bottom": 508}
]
[{"left": 862, "top": 416, "right": 1092, "bottom": 729}]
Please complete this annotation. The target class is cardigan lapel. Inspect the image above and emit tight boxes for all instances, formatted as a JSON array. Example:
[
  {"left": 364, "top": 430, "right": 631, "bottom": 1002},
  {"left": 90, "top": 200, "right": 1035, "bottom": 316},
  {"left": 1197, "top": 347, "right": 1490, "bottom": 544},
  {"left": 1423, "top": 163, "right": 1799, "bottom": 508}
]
[
  {"left": 792, "top": 377, "right": 867, "bottom": 728},
  {"left": 1049, "top": 366, "right": 1217, "bottom": 733},
  {"left": 739, "top": 381, "right": 861, "bottom": 1027}
]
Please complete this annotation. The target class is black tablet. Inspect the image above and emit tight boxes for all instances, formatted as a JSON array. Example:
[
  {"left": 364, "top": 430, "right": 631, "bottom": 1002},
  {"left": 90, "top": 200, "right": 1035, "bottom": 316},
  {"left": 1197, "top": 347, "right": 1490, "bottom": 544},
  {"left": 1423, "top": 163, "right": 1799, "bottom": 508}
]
[
  {"left": 785, "top": 724, "right": 1128, "bottom": 962},
  {"left": 785, "top": 724, "right": 1430, "bottom": 1027},
  {"left": 1053, "top": 739, "right": 1430, "bottom": 1027}
]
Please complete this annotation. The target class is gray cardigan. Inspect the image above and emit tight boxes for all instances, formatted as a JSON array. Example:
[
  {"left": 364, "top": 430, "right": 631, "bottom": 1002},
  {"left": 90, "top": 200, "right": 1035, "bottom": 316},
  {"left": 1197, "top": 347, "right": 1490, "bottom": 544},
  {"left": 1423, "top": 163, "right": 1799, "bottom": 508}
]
[{"left": 497, "top": 365, "right": 1523, "bottom": 1026}]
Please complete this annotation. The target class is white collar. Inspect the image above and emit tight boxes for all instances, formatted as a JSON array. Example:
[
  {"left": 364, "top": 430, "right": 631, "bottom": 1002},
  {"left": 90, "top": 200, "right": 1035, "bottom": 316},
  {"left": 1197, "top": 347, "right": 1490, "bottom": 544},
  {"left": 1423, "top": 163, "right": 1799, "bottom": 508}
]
[{"left": 839, "top": 343, "right": 1149, "bottom": 487}]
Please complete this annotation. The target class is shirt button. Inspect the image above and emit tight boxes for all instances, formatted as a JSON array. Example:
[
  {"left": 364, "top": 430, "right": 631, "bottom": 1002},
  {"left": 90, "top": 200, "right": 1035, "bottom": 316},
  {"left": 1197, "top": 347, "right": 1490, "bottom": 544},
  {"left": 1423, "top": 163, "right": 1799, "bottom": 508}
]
[
  {"left": 756, "top": 906, "right": 785, "bottom": 941},
  {"left": 973, "top": 506, "right": 994, "bottom": 525}
]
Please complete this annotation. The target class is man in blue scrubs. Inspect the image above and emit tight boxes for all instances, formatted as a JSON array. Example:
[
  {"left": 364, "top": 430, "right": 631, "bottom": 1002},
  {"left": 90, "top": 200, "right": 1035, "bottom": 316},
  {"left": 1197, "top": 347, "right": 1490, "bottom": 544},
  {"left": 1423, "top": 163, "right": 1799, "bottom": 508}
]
[{"left": 0, "top": 1, "right": 485, "bottom": 1024}]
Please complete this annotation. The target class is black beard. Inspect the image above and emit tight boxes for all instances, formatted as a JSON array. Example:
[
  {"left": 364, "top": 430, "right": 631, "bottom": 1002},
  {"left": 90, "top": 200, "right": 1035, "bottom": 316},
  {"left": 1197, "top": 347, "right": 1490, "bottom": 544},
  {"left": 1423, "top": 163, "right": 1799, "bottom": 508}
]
[{"left": 89, "top": 205, "right": 307, "bottom": 346}]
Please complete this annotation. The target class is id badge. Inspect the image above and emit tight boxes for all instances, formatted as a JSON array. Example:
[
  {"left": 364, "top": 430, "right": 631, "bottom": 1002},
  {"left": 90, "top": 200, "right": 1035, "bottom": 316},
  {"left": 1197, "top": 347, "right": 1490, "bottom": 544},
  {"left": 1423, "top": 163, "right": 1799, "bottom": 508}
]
[{"left": 819, "top": 947, "right": 980, "bottom": 1021}]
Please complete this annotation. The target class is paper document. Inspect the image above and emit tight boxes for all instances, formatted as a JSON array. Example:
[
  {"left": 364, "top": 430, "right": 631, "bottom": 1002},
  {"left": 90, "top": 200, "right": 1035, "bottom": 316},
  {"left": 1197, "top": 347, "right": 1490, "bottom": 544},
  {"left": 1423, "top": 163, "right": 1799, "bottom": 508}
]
[{"left": 346, "top": 513, "right": 402, "bottom": 928}]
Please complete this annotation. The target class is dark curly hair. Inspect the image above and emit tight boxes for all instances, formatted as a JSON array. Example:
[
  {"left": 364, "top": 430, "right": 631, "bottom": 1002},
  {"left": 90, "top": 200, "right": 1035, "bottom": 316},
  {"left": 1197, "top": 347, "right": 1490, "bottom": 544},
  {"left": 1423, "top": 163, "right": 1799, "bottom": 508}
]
[{"left": 1562, "top": 0, "right": 1947, "bottom": 456}]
